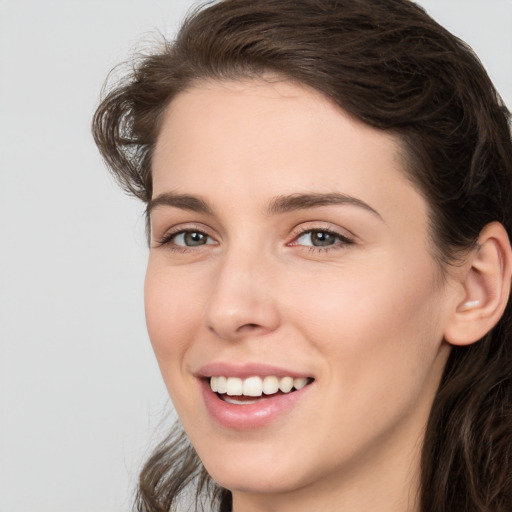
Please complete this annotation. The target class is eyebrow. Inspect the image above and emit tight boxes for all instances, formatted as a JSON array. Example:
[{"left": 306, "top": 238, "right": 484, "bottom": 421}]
[
  {"left": 147, "top": 192, "right": 213, "bottom": 216},
  {"left": 147, "top": 191, "right": 382, "bottom": 220},
  {"left": 266, "top": 192, "right": 382, "bottom": 219}
]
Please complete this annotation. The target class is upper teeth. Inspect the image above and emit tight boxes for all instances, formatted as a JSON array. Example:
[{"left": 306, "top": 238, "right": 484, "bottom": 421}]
[{"left": 210, "top": 376, "right": 310, "bottom": 396}]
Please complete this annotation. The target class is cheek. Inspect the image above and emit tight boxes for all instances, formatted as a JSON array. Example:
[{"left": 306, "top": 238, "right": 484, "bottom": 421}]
[
  {"left": 144, "top": 263, "right": 203, "bottom": 370},
  {"left": 285, "top": 254, "right": 445, "bottom": 393},
  {"left": 283, "top": 262, "right": 447, "bottom": 464}
]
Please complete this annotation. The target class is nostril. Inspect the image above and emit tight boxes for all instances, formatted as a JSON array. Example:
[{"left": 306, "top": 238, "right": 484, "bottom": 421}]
[{"left": 237, "top": 323, "right": 262, "bottom": 332}]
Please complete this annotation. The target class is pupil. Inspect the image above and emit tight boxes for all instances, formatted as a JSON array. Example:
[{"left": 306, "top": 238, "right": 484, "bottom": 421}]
[
  {"left": 185, "top": 232, "right": 205, "bottom": 246},
  {"left": 312, "top": 231, "right": 335, "bottom": 246}
]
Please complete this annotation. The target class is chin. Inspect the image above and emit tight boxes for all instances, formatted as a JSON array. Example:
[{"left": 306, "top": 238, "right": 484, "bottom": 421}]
[
  {"left": 206, "top": 463, "right": 308, "bottom": 495},
  {"left": 194, "top": 438, "right": 323, "bottom": 497}
]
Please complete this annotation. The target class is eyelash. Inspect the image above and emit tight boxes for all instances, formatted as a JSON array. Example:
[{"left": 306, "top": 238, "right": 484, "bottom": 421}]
[
  {"left": 290, "top": 227, "right": 354, "bottom": 253},
  {"left": 156, "top": 226, "right": 215, "bottom": 253},
  {"left": 155, "top": 226, "right": 354, "bottom": 253}
]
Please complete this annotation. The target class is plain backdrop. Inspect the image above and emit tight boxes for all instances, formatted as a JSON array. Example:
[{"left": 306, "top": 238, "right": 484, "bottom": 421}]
[{"left": 0, "top": 1, "right": 511, "bottom": 511}]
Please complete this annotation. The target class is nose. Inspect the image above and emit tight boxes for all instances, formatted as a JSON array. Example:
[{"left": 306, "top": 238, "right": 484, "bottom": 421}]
[{"left": 203, "top": 249, "right": 280, "bottom": 341}]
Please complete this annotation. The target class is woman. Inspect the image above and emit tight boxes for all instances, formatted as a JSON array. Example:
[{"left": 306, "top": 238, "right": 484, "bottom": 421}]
[{"left": 92, "top": 0, "right": 512, "bottom": 511}]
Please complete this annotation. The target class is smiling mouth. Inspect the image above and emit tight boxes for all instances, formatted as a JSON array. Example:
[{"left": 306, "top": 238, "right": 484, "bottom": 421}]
[{"left": 209, "top": 375, "right": 314, "bottom": 404}]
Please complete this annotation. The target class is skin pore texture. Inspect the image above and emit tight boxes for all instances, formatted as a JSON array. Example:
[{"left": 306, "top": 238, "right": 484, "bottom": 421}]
[{"left": 145, "top": 79, "right": 468, "bottom": 512}]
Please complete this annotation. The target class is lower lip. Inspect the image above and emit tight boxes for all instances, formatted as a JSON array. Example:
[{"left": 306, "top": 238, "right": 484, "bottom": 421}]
[{"left": 200, "top": 379, "right": 312, "bottom": 430}]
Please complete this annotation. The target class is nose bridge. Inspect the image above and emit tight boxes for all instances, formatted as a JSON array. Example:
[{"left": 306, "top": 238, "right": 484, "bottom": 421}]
[{"left": 203, "top": 240, "right": 280, "bottom": 340}]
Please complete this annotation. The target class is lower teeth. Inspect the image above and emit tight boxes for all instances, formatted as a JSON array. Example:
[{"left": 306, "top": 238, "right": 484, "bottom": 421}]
[
  {"left": 222, "top": 396, "right": 263, "bottom": 405},
  {"left": 219, "top": 390, "right": 288, "bottom": 405}
]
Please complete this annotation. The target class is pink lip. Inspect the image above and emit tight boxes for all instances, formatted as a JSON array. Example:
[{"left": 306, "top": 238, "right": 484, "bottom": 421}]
[
  {"left": 200, "top": 380, "right": 313, "bottom": 430},
  {"left": 197, "top": 364, "right": 314, "bottom": 430}
]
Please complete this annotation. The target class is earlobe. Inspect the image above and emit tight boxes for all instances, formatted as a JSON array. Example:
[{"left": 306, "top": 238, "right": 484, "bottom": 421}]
[{"left": 444, "top": 222, "right": 512, "bottom": 346}]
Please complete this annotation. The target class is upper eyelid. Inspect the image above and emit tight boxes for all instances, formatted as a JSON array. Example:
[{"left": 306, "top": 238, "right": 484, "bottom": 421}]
[
  {"left": 291, "top": 228, "right": 353, "bottom": 246},
  {"left": 152, "top": 221, "right": 356, "bottom": 247},
  {"left": 290, "top": 222, "right": 356, "bottom": 241},
  {"left": 154, "top": 222, "right": 214, "bottom": 238},
  {"left": 153, "top": 224, "right": 217, "bottom": 248}
]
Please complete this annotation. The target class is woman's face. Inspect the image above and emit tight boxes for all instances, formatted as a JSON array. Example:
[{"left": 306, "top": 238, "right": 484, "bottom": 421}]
[{"left": 146, "top": 79, "right": 458, "bottom": 501}]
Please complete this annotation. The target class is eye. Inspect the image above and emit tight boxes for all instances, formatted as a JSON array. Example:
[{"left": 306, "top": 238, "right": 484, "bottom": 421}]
[
  {"left": 172, "top": 230, "right": 214, "bottom": 247},
  {"left": 293, "top": 229, "right": 353, "bottom": 249},
  {"left": 157, "top": 228, "right": 217, "bottom": 249},
  {"left": 297, "top": 230, "right": 337, "bottom": 247}
]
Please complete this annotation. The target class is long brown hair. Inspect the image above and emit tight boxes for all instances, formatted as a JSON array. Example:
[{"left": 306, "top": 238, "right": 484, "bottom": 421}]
[{"left": 92, "top": 1, "right": 512, "bottom": 510}]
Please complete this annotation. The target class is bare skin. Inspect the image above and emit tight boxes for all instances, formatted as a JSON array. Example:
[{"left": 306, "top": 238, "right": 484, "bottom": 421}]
[{"left": 145, "top": 79, "right": 493, "bottom": 511}]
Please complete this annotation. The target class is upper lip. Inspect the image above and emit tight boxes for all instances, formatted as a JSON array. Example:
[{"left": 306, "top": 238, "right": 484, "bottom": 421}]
[{"left": 196, "top": 362, "right": 313, "bottom": 379}]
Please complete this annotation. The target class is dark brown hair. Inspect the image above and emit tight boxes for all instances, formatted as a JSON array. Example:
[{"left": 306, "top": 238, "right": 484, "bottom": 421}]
[{"left": 92, "top": 1, "right": 512, "bottom": 510}]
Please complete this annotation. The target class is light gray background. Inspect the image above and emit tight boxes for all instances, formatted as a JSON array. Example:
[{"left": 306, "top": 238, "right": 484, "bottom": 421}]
[{"left": 1, "top": 1, "right": 511, "bottom": 511}]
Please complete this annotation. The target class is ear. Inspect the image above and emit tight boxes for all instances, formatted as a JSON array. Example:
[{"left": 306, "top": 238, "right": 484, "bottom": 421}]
[{"left": 444, "top": 222, "right": 512, "bottom": 346}]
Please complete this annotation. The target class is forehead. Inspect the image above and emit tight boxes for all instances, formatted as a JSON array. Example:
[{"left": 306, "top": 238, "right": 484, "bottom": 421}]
[{"left": 151, "top": 79, "right": 425, "bottom": 224}]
